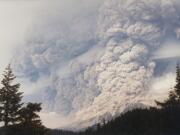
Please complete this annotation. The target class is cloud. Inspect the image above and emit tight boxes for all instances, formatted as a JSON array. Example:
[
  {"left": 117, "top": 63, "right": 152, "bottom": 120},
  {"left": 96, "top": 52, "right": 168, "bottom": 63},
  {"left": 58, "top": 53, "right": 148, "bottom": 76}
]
[
  {"left": 153, "top": 41, "right": 180, "bottom": 59},
  {"left": 150, "top": 73, "right": 175, "bottom": 101},
  {"left": 11, "top": 0, "right": 180, "bottom": 129},
  {"left": 0, "top": 0, "right": 49, "bottom": 74},
  {"left": 40, "top": 112, "right": 75, "bottom": 129}
]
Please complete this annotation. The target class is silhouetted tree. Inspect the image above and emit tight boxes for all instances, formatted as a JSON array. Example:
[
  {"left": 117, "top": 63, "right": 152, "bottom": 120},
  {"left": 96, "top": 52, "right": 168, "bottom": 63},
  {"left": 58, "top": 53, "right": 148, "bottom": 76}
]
[
  {"left": 174, "top": 63, "right": 180, "bottom": 99},
  {"left": 17, "top": 103, "right": 47, "bottom": 135},
  {"left": 19, "top": 103, "right": 42, "bottom": 127},
  {"left": 156, "top": 64, "right": 180, "bottom": 108},
  {"left": 0, "top": 65, "right": 48, "bottom": 135},
  {"left": 0, "top": 65, "right": 23, "bottom": 127}
]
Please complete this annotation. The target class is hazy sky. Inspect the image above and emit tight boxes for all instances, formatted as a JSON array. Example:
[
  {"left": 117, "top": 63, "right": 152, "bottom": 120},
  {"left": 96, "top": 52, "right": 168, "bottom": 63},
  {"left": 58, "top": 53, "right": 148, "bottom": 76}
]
[
  {"left": 0, "top": 0, "right": 105, "bottom": 73},
  {"left": 0, "top": 1, "right": 40, "bottom": 73},
  {"left": 1, "top": 0, "right": 180, "bottom": 129},
  {"left": 0, "top": 0, "right": 105, "bottom": 128},
  {"left": 1, "top": 0, "right": 178, "bottom": 74}
]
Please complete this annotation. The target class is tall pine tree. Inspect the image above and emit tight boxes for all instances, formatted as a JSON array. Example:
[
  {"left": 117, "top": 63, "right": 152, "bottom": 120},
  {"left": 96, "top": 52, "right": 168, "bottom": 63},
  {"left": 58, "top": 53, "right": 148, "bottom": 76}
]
[
  {"left": 0, "top": 65, "right": 23, "bottom": 127},
  {"left": 156, "top": 63, "right": 180, "bottom": 108},
  {"left": 174, "top": 63, "right": 180, "bottom": 100}
]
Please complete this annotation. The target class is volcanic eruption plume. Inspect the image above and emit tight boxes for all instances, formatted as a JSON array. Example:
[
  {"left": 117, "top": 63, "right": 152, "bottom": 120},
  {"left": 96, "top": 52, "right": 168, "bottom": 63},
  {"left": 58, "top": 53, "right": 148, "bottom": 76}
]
[{"left": 12, "top": 0, "right": 180, "bottom": 129}]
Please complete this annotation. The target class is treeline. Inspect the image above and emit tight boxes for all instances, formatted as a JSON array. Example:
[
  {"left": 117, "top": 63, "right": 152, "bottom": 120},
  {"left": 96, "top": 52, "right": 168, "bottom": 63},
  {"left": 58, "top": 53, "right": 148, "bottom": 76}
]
[
  {"left": 51, "top": 65, "right": 180, "bottom": 135},
  {"left": 51, "top": 106, "right": 180, "bottom": 135},
  {"left": 1, "top": 64, "right": 180, "bottom": 135}
]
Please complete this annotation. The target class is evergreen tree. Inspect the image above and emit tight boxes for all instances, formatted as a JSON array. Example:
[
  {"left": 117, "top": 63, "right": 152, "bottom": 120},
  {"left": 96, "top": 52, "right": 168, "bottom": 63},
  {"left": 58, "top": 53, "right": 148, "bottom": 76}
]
[
  {"left": 174, "top": 63, "right": 180, "bottom": 99},
  {"left": 0, "top": 65, "right": 47, "bottom": 135},
  {"left": 19, "top": 103, "right": 42, "bottom": 127},
  {"left": 18, "top": 103, "right": 47, "bottom": 135},
  {"left": 156, "top": 63, "right": 180, "bottom": 108},
  {"left": 0, "top": 65, "right": 23, "bottom": 127}
]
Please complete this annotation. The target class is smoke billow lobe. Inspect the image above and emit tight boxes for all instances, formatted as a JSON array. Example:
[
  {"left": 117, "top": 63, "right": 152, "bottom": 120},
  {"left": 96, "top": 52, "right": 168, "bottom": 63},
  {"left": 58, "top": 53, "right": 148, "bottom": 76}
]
[{"left": 12, "top": 0, "right": 180, "bottom": 129}]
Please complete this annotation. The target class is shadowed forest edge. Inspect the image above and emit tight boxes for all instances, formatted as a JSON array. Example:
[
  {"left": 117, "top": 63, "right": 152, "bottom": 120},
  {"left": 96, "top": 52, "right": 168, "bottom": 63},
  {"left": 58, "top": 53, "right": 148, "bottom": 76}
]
[{"left": 0, "top": 64, "right": 180, "bottom": 135}]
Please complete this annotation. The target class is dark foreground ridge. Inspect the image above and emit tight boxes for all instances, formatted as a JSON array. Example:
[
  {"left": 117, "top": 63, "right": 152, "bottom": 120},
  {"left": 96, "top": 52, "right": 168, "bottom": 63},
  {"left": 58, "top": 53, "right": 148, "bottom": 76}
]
[
  {"left": 1, "top": 106, "right": 180, "bottom": 135},
  {"left": 1, "top": 64, "right": 180, "bottom": 135},
  {"left": 51, "top": 106, "right": 180, "bottom": 135},
  {"left": 39, "top": 64, "right": 180, "bottom": 135}
]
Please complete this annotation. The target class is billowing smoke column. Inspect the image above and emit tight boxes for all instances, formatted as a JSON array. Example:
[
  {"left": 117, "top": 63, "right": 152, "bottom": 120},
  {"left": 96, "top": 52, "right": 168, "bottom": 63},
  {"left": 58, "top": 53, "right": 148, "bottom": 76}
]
[{"left": 12, "top": 0, "right": 180, "bottom": 129}]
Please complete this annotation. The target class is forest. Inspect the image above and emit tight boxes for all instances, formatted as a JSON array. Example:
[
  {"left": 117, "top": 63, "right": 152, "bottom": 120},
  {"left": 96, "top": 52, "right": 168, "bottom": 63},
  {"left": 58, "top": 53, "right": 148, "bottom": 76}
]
[{"left": 0, "top": 64, "right": 180, "bottom": 135}]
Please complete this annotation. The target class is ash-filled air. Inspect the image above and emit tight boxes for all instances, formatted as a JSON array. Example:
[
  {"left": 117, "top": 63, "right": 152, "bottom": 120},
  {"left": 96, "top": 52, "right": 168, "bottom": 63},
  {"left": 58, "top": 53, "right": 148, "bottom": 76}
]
[{"left": 12, "top": 0, "right": 180, "bottom": 129}]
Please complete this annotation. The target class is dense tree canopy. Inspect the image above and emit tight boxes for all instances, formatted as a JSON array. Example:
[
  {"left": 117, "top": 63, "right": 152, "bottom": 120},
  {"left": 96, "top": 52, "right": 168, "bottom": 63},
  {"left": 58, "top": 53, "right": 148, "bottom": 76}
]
[
  {"left": 0, "top": 65, "right": 23, "bottom": 127},
  {"left": 0, "top": 65, "right": 47, "bottom": 135},
  {"left": 19, "top": 103, "right": 42, "bottom": 127}
]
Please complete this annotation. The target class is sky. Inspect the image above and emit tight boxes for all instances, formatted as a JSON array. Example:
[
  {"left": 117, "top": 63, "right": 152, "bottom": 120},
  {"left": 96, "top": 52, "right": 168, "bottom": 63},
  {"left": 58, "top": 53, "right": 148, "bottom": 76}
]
[
  {"left": 0, "top": 0, "right": 40, "bottom": 73},
  {"left": 0, "top": 0, "right": 105, "bottom": 72},
  {"left": 0, "top": 0, "right": 105, "bottom": 128},
  {"left": 1, "top": 0, "right": 180, "bottom": 130}
]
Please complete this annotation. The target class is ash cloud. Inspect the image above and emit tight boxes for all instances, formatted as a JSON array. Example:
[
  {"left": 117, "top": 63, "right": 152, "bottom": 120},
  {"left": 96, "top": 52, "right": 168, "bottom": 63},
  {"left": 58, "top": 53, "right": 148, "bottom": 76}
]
[{"left": 12, "top": 0, "right": 180, "bottom": 129}]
